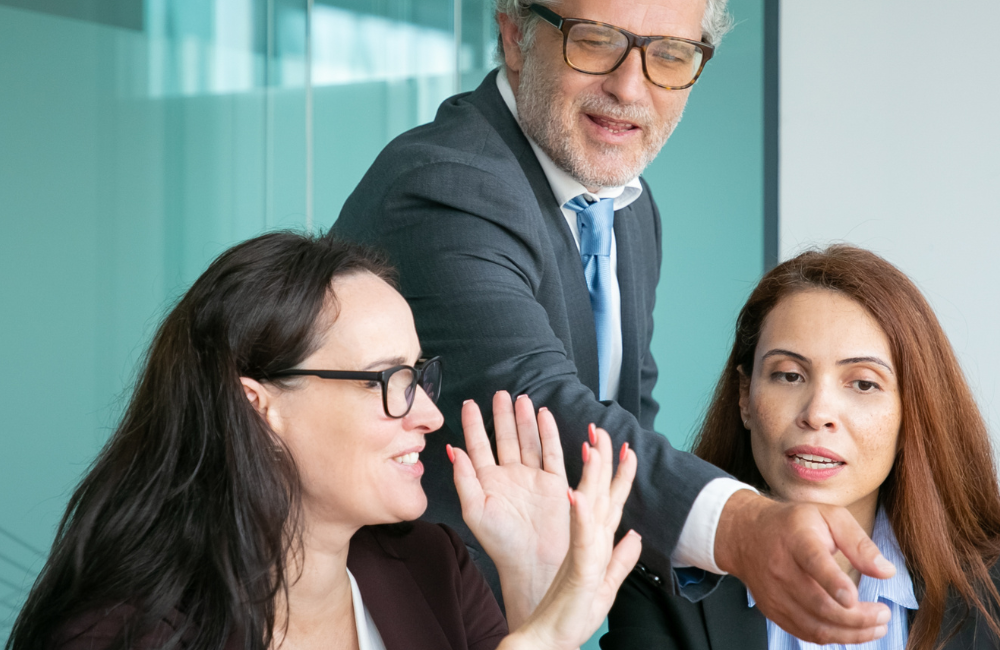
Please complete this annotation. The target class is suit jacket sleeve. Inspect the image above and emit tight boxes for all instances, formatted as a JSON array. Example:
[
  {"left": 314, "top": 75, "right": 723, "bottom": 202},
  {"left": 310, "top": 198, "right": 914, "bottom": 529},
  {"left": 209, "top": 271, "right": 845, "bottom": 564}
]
[{"left": 332, "top": 131, "right": 728, "bottom": 592}]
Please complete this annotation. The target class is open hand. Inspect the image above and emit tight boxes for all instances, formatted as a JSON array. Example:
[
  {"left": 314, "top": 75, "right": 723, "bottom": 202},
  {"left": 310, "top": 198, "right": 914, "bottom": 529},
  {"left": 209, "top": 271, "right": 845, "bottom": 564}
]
[
  {"left": 502, "top": 425, "right": 641, "bottom": 650},
  {"left": 451, "top": 392, "right": 571, "bottom": 628}
]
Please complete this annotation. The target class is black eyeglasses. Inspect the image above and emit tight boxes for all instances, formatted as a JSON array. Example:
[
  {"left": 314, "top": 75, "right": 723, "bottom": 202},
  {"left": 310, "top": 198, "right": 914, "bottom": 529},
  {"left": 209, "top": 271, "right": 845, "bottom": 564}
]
[
  {"left": 529, "top": 4, "right": 715, "bottom": 90},
  {"left": 268, "top": 356, "right": 442, "bottom": 419}
]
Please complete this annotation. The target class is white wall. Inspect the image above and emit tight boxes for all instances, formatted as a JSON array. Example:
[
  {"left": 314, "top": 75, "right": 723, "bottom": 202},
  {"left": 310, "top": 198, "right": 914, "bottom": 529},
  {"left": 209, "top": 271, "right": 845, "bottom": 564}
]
[{"left": 780, "top": 0, "right": 1000, "bottom": 439}]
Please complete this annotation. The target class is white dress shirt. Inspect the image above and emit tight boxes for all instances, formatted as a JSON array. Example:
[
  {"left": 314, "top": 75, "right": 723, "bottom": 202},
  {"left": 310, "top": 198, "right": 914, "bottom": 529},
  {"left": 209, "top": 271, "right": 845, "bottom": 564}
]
[{"left": 496, "top": 70, "right": 753, "bottom": 575}]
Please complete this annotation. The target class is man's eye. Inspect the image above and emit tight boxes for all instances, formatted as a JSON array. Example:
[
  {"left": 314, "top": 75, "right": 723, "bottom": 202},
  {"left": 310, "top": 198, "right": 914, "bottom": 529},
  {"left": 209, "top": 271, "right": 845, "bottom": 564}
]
[{"left": 363, "top": 380, "right": 381, "bottom": 390}]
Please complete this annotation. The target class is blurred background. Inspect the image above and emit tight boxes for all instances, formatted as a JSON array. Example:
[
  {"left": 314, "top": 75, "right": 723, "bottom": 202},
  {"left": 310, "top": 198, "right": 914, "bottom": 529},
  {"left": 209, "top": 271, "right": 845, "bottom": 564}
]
[{"left": 1, "top": 0, "right": 996, "bottom": 645}]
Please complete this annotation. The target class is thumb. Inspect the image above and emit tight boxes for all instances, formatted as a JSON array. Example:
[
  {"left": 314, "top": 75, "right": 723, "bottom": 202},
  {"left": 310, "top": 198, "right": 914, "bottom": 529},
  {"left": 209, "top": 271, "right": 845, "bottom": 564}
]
[{"left": 826, "top": 506, "right": 896, "bottom": 580}]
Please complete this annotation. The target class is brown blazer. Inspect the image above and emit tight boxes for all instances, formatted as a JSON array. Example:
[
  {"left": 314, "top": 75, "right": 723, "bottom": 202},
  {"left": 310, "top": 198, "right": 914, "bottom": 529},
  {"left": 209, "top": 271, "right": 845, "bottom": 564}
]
[
  {"left": 347, "top": 522, "right": 508, "bottom": 650},
  {"left": 52, "top": 522, "right": 507, "bottom": 650}
]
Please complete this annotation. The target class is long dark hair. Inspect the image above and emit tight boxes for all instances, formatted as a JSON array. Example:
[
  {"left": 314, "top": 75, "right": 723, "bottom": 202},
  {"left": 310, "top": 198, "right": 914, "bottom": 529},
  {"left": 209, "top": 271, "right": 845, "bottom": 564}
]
[
  {"left": 693, "top": 245, "right": 1000, "bottom": 649},
  {"left": 7, "top": 232, "right": 393, "bottom": 650}
]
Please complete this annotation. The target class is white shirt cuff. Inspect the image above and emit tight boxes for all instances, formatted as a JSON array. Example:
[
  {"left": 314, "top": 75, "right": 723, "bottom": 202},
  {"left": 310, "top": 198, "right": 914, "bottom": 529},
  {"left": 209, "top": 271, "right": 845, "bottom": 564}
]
[{"left": 671, "top": 478, "right": 759, "bottom": 575}]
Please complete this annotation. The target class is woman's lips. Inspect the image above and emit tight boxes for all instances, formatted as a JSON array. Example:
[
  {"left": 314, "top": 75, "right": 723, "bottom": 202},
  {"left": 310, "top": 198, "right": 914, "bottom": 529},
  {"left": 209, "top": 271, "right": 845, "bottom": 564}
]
[
  {"left": 784, "top": 446, "right": 846, "bottom": 481},
  {"left": 390, "top": 446, "right": 425, "bottom": 477}
]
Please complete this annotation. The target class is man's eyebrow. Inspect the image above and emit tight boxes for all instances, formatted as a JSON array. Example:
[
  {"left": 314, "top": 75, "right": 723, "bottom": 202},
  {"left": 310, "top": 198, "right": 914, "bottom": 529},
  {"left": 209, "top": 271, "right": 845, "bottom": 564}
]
[
  {"left": 761, "top": 349, "right": 809, "bottom": 363},
  {"left": 838, "top": 356, "right": 894, "bottom": 374}
]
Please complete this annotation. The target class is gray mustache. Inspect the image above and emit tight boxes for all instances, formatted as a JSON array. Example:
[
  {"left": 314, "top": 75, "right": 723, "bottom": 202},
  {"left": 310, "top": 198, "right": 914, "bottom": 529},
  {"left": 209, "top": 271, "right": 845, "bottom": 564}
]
[{"left": 576, "top": 95, "right": 653, "bottom": 127}]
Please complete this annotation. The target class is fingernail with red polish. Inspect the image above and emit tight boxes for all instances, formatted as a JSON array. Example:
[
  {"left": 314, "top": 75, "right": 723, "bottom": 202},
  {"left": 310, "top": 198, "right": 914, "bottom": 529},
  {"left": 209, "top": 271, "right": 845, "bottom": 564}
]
[
  {"left": 446, "top": 444, "right": 456, "bottom": 464},
  {"left": 567, "top": 488, "right": 575, "bottom": 506},
  {"left": 582, "top": 442, "right": 590, "bottom": 463},
  {"left": 588, "top": 423, "right": 597, "bottom": 446},
  {"left": 620, "top": 442, "right": 629, "bottom": 462}
]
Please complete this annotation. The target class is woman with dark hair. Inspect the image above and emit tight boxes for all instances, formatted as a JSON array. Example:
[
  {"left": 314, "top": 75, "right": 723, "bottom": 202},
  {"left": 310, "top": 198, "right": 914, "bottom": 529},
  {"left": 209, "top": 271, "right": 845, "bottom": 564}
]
[
  {"left": 601, "top": 245, "right": 1000, "bottom": 650},
  {"left": 7, "top": 231, "right": 641, "bottom": 650}
]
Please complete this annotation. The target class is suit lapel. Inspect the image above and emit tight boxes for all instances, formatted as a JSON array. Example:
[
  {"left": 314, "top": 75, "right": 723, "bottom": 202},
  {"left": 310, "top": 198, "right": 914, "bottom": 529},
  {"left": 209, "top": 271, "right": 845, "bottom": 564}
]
[
  {"left": 348, "top": 528, "right": 454, "bottom": 650},
  {"left": 701, "top": 577, "right": 768, "bottom": 650},
  {"left": 466, "top": 71, "right": 600, "bottom": 395},
  {"left": 614, "top": 203, "right": 640, "bottom": 414}
]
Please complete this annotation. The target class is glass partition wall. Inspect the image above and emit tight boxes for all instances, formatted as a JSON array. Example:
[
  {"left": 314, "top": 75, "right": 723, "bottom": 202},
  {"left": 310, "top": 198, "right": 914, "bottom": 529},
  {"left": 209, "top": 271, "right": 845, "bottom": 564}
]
[
  {"left": 0, "top": 0, "right": 492, "bottom": 636},
  {"left": 0, "top": 0, "right": 766, "bottom": 643}
]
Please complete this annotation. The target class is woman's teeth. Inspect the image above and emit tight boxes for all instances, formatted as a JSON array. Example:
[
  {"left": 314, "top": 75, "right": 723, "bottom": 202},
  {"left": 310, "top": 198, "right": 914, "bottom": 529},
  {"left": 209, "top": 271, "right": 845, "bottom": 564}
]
[
  {"left": 792, "top": 454, "right": 843, "bottom": 469},
  {"left": 393, "top": 452, "right": 419, "bottom": 465}
]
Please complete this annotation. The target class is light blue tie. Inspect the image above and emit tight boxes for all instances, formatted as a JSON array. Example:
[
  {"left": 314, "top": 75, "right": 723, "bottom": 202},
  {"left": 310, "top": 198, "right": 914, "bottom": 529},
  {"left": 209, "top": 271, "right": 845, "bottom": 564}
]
[{"left": 565, "top": 195, "right": 615, "bottom": 400}]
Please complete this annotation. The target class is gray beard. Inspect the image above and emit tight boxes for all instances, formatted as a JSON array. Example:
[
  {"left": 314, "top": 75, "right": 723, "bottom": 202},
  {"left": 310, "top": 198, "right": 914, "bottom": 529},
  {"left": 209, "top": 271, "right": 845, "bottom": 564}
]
[{"left": 515, "top": 53, "right": 680, "bottom": 189}]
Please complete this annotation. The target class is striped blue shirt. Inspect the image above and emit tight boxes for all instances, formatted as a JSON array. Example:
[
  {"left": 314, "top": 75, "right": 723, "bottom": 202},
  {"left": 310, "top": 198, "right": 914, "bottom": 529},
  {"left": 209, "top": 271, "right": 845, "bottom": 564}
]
[{"left": 747, "top": 508, "right": 918, "bottom": 650}]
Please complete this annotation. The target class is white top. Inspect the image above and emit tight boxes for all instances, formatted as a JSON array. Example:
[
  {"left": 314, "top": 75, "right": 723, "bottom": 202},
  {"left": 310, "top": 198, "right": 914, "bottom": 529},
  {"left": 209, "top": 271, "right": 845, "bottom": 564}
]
[
  {"left": 496, "top": 70, "right": 754, "bottom": 575},
  {"left": 347, "top": 568, "right": 386, "bottom": 650}
]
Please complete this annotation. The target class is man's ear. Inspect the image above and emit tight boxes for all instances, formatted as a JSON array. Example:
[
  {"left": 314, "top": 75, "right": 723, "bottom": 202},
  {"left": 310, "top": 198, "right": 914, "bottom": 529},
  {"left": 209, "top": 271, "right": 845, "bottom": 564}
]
[
  {"left": 497, "top": 12, "right": 525, "bottom": 77},
  {"left": 240, "top": 377, "right": 284, "bottom": 434},
  {"left": 737, "top": 365, "right": 752, "bottom": 429}
]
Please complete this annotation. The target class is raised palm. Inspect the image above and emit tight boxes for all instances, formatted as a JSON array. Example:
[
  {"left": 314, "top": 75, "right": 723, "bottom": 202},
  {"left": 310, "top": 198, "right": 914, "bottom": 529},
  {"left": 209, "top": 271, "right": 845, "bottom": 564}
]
[{"left": 457, "top": 393, "right": 570, "bottom": 571}]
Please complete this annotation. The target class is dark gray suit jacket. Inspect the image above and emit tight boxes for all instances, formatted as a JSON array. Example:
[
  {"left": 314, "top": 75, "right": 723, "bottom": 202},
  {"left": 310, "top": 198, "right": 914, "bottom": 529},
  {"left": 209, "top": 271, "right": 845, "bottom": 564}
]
[
  {"left": 330, "top": 69, "right": 727, "bottom": 598},
  {"left": 602, "top": 571, "right": 1000, "bottom": 650}
]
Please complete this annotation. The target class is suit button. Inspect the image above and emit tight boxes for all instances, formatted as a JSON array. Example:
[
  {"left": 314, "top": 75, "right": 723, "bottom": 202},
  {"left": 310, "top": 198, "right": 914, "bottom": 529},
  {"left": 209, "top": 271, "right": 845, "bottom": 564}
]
[{"left": 636, "top": 562, "right": 663, "bottom": 586}]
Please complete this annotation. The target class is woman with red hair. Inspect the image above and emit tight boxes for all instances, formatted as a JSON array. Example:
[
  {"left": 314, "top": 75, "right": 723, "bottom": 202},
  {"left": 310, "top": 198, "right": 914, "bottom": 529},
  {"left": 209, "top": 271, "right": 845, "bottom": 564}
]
[{"left": 602, "top": 245, "right": 1000, "bottom": 650}]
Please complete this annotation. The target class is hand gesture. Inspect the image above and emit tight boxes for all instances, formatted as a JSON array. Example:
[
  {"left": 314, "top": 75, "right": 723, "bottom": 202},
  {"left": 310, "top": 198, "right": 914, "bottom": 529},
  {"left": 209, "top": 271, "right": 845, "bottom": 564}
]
[
  {"left": 450, "top": 392, "right": 571, "bottom": 628},
  {"left": 501, "top": 425, "right": 641, "bottom": 650},
  {"left": 716, "top": 492, "right": 896, "bottom": 644}
]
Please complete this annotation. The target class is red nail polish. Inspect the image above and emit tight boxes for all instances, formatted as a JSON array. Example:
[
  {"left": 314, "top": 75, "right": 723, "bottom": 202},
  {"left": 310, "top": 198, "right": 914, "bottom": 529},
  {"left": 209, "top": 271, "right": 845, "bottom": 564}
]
[
  {"left": 588, "top": 423, "right": 597, "bottom": 446},
  {"left": 582, "top": 442, "right": 590, "bottom": 463},
  {"left": 567, "top": 488, "right": 575, "bottom": 506},
  {"left": 620, "top": 442, "right": 629, "bottom": 462},
  {"left": 446, "top": 444, "right": 456, "bottom": 464}
]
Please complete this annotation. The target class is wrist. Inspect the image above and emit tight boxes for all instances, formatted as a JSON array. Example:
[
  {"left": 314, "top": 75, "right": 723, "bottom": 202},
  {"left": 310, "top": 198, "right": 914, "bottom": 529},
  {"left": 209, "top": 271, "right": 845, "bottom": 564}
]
[
  {"left": 497, "top": 563, "right": 560, "bottom": 631},
  {"left": 714, "top": 490, "right": 769, "bottom": 576},
  {"left": 499, "top": 623, "right": 562, "bottom": 650}
]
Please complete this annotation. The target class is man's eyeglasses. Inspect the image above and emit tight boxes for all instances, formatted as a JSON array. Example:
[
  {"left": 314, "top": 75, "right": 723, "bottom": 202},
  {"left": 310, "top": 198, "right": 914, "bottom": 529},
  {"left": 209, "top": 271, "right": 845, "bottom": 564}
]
[
  {"left": 268, "top": 357, "right": 442, "bottom": 419},
  {"left": 529, "top": 4, "right": 715, "bottom": 90}
]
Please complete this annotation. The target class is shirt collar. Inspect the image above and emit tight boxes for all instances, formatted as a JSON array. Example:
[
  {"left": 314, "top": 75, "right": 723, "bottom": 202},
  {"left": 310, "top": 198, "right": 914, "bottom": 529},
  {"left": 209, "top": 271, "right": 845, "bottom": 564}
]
[
  {"left": 495, "top": 69, "right": 643, "bottom": 211},
  {"left": 747, "top": 507, "right": 919, "bottom": 611}
]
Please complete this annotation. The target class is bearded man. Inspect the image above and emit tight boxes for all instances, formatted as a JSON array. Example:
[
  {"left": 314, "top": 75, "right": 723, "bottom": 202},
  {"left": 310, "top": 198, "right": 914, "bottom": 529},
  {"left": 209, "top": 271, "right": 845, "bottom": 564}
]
[{"left": 330, "top": 0, "right": 895, "bottom": 644}]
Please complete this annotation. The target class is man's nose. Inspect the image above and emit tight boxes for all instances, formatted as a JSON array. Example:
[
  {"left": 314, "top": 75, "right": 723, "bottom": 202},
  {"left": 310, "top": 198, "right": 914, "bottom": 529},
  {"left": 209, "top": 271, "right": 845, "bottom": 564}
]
[{"left": 600, "top": 47, "right": 648, "bottom": 104}]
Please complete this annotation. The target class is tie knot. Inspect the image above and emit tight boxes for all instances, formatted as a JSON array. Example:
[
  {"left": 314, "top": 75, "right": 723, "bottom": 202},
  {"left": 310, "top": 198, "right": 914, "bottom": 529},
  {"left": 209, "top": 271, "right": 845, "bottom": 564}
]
[{"left": 565, "top": 196, "right": 614, "bottom": 257}]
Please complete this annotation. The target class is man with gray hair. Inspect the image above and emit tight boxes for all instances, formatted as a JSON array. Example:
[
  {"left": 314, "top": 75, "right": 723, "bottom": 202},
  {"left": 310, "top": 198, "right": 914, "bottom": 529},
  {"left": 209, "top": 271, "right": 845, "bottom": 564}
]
[{"left": 331, "top": 0, "right": 895, "bottom": 644}]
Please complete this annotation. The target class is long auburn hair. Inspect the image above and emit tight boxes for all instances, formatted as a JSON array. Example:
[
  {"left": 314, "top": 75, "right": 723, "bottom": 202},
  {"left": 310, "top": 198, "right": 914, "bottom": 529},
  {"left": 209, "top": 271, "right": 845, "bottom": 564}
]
[
  {"left": 693, "top": 245, "right": 1000, "bottom": 649},
  {"left": 7, "top": 232, "right": 393, "bottom": 650}
]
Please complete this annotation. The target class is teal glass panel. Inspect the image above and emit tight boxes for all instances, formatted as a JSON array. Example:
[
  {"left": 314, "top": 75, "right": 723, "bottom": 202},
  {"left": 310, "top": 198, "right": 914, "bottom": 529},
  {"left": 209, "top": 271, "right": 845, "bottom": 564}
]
[
  {"left": 311, "top": 0, "right": 460, "bottom": 230},
  {"left": 648, "top": 0, "right": 766, "bottom": 450},
  {"left": 0, "top": 0, "right": 309, "bottom": 636}
]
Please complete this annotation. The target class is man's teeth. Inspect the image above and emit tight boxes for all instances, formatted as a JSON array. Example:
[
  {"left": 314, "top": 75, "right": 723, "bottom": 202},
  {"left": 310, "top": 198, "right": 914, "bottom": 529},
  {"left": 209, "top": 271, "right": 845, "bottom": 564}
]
[
  {"left": 792, "top": 453, "right": 843, "bottom": 469},
  {"left": 394, "top": 452, "right": 419, "bottom": 465},
  {"left": 595, "top": 117, "right": 635, "bottom": 134}
]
